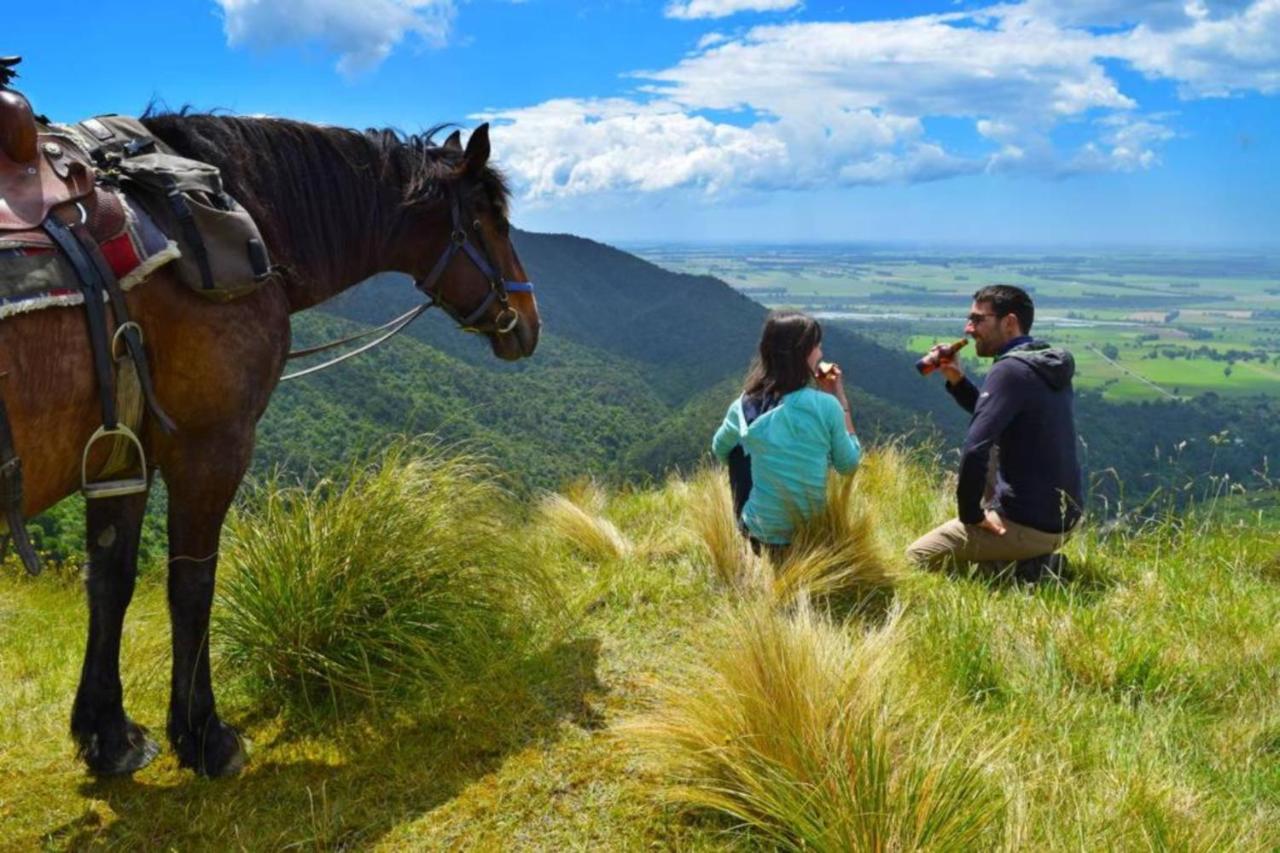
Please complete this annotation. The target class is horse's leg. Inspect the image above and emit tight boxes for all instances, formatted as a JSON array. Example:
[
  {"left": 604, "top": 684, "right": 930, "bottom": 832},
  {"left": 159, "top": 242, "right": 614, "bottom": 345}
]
[
  {"left": 163, "top": 434, "right": 253, "bottom": 777},
  {"left": 70, "top": 489, "right": 161, "bottom": 775}
]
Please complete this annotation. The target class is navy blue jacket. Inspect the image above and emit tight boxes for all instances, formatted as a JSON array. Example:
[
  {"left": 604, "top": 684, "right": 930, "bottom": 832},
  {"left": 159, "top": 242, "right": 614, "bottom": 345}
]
[{"left": 946, "top": 340, "right": 1084, "bottom": 534}]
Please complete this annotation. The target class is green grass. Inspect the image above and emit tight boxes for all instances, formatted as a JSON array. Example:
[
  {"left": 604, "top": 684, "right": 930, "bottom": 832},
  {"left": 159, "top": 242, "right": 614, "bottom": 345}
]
[
  {"left": 217, "top": 440, "right": 563, "bottom": 717},
  {"left": 1, "top": 442, "right": 1279, "bottom": 849}
]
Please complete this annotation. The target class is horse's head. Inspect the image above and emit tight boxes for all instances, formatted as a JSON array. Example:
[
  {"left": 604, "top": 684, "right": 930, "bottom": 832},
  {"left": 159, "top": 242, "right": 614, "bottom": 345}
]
[{"left": 403, "top": 124, "right": 540, "bottom": 361}]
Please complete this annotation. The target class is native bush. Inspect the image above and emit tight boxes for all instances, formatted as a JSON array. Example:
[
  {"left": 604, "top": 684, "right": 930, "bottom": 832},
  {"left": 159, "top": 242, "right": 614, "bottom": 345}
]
[{"left": 216, "top": 440, "right": 559, "bottom": 715}]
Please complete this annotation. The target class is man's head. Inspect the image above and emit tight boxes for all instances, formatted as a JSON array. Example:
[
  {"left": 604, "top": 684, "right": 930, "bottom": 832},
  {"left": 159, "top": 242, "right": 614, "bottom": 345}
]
[{"left": 966, "top": 284, "right": 1034, "bottom": 357}]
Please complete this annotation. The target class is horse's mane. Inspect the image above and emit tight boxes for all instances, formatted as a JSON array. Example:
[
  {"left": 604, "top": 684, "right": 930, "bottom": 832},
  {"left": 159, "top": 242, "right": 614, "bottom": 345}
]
[{"left": 138, "top": 111, "right": 510, "bottom": 282}]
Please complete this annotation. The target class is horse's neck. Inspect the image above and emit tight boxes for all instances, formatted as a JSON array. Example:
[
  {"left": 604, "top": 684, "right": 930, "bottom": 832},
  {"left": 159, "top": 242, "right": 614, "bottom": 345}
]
[
  {"left": 151, "top": 116, "right": 412, "bottom": 315},
  {"left": 262, "top": 187, "right": 400, "bottom": 315}
]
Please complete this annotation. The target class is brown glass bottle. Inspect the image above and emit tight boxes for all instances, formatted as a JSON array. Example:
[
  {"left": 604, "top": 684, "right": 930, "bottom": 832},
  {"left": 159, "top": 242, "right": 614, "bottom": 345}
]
[{"left": 915, "top": 338, "right": 969, "bottom": 376}]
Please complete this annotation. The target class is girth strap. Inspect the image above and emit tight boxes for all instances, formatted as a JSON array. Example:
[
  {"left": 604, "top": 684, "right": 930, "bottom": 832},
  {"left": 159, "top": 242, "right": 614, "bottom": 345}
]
[
  {"left": 41, "top": 215, "right": 118, "bottom": 429},
  {"left": 0, "top": 389, "right": 40, "bottom": 576},
  {"left": 40, "top": 215, "right": 175, "bottom": 434}
]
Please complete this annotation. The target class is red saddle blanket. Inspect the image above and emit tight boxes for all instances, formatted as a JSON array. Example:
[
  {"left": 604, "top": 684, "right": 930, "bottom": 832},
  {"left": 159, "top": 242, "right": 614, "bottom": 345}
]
[{"left": 0, "top": 190, "right": 178, "bottom": 319}]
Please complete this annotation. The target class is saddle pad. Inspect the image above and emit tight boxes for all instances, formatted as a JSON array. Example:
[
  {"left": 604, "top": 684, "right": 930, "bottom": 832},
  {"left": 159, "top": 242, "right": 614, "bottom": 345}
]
[{"left": 0, "top": 192, "right": 178, "bottom": 319}]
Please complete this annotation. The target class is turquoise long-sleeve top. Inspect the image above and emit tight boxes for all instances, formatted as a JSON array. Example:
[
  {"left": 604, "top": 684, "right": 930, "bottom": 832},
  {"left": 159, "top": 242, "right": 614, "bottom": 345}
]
[{"left": 712, "top": 386, "right": 862, "bottom": 545}]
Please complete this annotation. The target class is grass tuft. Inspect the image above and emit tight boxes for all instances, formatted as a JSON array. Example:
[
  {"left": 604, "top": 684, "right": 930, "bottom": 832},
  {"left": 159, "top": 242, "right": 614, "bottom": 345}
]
[
  {"left": 216, "top": 439, "right": 557, "bottom": 716},
  {"left": 536, "top": 489, "right": 632, "bottom": 563},
  {"left": 624, "top": 600, "right": 1007, "bottom": 852},
  {"left": 685, "top": 467, "right": 761, "bottom": 591},
  {"left": 775, "top": 470, "right": 902, "bottom": 609}
]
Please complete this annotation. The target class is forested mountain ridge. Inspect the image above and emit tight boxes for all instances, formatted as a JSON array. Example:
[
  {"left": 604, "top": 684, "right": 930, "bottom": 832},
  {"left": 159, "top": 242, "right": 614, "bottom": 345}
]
[
  {"left": 260, "top": 230, "right": 1276, "bottom": 504},
  {"left": 265, "top": 230, "right": 961, "bottom": 490}
]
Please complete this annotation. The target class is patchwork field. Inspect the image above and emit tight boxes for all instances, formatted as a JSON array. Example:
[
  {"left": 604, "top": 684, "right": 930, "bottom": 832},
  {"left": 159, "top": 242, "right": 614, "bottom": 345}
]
[{"left": 629, "top": 246, "right": 1280, "bottom": 402}]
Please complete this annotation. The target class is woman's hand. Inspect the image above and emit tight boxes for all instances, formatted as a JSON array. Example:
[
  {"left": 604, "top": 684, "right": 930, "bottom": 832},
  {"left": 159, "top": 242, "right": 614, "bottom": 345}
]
[{"left": 816, "top": 362, "right": 847, "bottom": 401}]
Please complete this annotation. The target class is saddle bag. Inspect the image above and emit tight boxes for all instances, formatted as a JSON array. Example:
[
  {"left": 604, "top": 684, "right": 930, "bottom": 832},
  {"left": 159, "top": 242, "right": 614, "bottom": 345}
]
[{"left": 67, "top": 116, "right": 272, "bottom": 302}]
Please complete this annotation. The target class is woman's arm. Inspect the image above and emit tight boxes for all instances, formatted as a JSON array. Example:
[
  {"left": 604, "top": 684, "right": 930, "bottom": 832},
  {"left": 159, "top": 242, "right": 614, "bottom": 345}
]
[
  {"left": 711, "top": 400, "right": 743, "bottom": 462},
  {"left": 815, "top": 379, "right": 860, "bottom": 474}
]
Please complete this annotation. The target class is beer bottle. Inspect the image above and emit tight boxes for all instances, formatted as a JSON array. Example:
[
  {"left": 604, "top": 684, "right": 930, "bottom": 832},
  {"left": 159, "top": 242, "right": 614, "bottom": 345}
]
[{"left": 916, "top": 338, "right": 968, "bottom": 376}]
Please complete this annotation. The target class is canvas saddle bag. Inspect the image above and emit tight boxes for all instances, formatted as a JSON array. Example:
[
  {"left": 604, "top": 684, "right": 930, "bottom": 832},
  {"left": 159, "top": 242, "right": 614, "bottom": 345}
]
[{"left": 60, "top": 115, "right": 273, "bottom": 301}]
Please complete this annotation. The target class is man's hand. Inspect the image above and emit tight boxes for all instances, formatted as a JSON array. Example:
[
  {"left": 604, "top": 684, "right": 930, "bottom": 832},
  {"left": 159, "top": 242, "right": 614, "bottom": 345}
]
[
  {"left": 932, "top": 344, "right": 966, "bottom": 385},
  {"left": 977, "top": 510, "right": 1007, "bottom": 536}
]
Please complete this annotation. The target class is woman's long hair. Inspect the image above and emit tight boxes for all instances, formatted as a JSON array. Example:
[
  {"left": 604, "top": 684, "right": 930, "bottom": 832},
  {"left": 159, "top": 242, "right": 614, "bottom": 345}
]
[{"left": 743, "top": 312, "right": 822, "bottom": 401}]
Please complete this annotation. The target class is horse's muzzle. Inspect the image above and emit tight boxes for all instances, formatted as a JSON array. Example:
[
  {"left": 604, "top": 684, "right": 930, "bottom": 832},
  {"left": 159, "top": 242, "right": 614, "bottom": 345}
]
[{"left": 491, "top": 309, "right": 538, "bottom": 360}]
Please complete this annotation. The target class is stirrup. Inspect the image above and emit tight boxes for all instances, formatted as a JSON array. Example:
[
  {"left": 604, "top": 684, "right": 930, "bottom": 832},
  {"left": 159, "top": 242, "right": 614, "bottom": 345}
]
[{"left": 81, "top": 424, "right": 148, "bottom": 499}]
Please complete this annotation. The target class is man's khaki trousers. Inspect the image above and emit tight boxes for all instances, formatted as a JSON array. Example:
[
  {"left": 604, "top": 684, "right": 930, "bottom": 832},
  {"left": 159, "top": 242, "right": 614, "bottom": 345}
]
[{"left": 906, "top": 516, "right": 1067, "bottom": 572}]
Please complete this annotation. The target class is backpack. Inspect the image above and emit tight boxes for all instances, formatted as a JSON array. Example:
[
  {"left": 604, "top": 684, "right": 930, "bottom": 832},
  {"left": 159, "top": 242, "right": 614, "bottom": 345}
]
[{"left": 727, "top": 393, "right": 778, "bottom": 520}]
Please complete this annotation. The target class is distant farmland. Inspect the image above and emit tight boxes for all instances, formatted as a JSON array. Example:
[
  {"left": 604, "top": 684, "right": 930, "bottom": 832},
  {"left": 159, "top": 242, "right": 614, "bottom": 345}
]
[{"left": 630, "top": 245, "right": 1280, "bottom": 402}]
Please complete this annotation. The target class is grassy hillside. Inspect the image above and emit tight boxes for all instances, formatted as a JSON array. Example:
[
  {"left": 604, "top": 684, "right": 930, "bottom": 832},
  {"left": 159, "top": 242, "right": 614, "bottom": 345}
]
[{"left": 3, "top": 442, "right": 1277, "bottom": 849}]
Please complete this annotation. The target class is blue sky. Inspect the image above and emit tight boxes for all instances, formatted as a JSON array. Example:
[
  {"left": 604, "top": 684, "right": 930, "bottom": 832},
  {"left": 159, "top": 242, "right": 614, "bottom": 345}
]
[{"left": 9, "top": 0, "right": 1279, "bottom": 247}]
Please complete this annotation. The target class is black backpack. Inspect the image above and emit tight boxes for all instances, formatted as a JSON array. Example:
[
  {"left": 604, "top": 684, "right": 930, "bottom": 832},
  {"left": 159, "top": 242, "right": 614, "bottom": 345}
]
[{"left": 727, "top": 393, "right": 777, "bottom": 519}]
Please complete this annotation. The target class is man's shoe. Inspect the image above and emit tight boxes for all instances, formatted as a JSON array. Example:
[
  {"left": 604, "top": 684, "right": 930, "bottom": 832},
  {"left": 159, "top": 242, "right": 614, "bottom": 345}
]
[{"left": 1014, "top": 553, "right": 1070, "bottom": 583}]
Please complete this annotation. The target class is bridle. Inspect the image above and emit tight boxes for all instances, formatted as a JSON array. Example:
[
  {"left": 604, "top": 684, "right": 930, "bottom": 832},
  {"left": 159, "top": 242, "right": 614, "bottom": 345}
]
[
  {"left": 280, "top": 180, "right": 534, "bottom": 382},
  {"left": 414, "top": 182, "right": 534, "bottom": 335}
]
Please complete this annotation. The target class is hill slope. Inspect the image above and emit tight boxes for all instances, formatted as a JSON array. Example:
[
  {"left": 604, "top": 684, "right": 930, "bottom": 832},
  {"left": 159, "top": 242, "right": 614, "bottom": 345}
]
[{"left": 267, "top": 231, "right": 963, "bottom": 486}]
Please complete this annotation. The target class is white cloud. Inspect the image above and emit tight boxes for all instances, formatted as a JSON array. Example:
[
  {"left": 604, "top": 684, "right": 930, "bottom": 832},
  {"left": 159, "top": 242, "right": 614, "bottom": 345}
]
[
  {"left": 483, "top": 1, "right": 1279, "bottom": 199},
  {"left": 665, "top": 0, "right": 802, "bottom": 20},
  {"left": 1115, "top": 0, "right": 1280, "bottom": 96},
  {"left": 214, "top": 0, "right": 455, "bottom": 75}
]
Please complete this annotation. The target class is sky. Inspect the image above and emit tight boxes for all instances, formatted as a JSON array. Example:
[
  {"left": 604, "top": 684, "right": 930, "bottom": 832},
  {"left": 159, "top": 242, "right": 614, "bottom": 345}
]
[{"left": 8, "top": 0, "right": 1279, "bottom": 248}]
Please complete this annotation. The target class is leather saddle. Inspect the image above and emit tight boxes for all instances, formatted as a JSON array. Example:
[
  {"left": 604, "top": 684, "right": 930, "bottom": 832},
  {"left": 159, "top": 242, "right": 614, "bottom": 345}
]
[{"left": 0, "top": 64, "right": 124, "bottom": 249}]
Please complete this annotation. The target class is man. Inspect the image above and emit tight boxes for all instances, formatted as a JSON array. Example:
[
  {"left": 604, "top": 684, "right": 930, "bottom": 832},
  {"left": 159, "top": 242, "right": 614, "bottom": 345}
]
[{"left": 907, "top": 284, "right": 1084, "bottom": 580}]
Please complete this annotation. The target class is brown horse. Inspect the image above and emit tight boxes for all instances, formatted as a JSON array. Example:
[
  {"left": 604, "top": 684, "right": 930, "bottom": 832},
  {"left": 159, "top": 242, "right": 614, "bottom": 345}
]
[{"left": 0, "top": 115, "right": 539, "bottom": 776}]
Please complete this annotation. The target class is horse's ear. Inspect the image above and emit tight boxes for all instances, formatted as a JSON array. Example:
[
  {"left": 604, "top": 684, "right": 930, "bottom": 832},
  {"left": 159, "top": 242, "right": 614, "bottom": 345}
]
[
  {"left": 462, "top": 123, "right": 490, "bottom": 175},
  {"left": 443, "top": 129, "right": 462, "bottom": 152}
]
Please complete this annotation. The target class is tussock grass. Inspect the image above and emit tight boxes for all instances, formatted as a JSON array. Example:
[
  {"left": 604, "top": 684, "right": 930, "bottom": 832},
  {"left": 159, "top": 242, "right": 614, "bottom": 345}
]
[
  {"left": 217, "top": 440, "right": 558, "bottom": 715},
  {"left": 685, "top": 467, "right": 760, "bottom": 590},
  {"left": 686, "top": 452, "right": 901, "bottom": 607},
  {"left": 624, "top": 600, "right": 1007, "bottom": 851},
  {"left": 536, "top": 487, "right": 632, "bottom": 563},
  {"left": 777, "top": 471, "right": 901, "bottom": 608}
]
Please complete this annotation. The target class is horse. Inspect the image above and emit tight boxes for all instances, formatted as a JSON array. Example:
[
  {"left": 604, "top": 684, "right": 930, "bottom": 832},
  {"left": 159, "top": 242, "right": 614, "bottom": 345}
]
[{"left": 0, "top": 114, "right": 540, "bottom": 777}]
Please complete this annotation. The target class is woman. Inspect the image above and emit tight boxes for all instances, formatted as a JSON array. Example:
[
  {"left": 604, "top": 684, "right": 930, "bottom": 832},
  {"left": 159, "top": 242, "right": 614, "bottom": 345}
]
[{"left": 712, "top": 312, "right": 861, "bottom": 548}]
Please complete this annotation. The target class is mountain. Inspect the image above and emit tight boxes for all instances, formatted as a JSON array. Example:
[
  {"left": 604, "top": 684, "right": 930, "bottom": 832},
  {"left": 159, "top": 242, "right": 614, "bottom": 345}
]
[
  {"left": 257, "top": 230, "right": 964, "bottom": 490},
  {"left": 256, "top": 231, "right": 1278, "bottom": 506}
]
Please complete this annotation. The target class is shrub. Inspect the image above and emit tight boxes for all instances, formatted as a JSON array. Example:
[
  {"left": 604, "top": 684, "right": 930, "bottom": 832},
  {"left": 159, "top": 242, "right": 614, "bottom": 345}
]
[{"left": 216, "top": 440, "right": 558, "bottom": 715}]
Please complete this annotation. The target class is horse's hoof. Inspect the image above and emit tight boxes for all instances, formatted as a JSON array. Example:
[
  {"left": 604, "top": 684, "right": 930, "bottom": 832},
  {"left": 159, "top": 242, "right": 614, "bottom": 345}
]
[
  {"left": 204, "top": 724, "right": 248, "bottom": 778},
  {"left": 85, "top": 722, "right": 161, "bottom": 777},
  {"left": 175, "top": 720, "right": 248, "bottom": 777}
]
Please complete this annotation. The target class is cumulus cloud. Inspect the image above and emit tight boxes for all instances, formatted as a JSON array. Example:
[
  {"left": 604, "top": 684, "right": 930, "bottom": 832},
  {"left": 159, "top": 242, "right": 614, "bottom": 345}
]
[
  {"left": 1114, "top": 0, "right": 1280, "bottom": 96},
  {"left": 665, "top": 0, "right": 802, "bottom": 20},
  {"left": 215, "top": 0, "right": 456, "bottom": 75},
  {"left": 482, "top": 1, "right": 1278, "bottom": 199}
]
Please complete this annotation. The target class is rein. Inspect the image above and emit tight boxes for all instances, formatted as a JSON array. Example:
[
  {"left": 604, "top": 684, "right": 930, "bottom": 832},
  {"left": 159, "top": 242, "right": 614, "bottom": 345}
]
[{"left": 280, "top": 183, "right": 533, "bottom": 382}]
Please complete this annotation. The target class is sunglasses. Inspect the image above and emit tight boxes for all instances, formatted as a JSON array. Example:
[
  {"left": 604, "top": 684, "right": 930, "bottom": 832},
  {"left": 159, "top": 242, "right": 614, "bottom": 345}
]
[{"left": 966, "top": 312, "right": 998, "bottom": 325}]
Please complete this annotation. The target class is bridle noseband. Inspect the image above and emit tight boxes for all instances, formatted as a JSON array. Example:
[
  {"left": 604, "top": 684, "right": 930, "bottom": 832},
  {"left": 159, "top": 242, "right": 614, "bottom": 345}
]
[{"left": 414, "top": 183, "right": 534, "bottom": 335}]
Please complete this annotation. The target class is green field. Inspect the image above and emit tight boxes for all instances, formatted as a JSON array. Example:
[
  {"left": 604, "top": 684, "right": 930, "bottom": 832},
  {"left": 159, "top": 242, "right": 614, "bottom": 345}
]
[{"left": 630, "top": 246, "right": 1280, "bottom": 402}]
